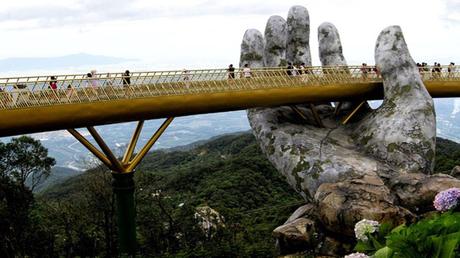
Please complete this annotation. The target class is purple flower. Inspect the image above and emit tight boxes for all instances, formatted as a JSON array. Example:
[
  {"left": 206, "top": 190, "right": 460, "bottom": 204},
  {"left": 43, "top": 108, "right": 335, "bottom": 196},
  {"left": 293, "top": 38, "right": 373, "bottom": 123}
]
[{"left": 433, "top": 188, "right": 460, "bottom": 211}]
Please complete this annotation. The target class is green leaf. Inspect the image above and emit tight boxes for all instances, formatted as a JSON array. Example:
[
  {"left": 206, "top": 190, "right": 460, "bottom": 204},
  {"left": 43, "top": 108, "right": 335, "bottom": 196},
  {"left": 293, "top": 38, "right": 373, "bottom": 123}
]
[
  {"left": 355, "top": 241, "right": 375, "bottom": 252},
  {"left": 439, "top": 232, "right": 460, "bottom": 258},
  {"left": 373, "top": 246, "right": 393, "bottom": 258}
]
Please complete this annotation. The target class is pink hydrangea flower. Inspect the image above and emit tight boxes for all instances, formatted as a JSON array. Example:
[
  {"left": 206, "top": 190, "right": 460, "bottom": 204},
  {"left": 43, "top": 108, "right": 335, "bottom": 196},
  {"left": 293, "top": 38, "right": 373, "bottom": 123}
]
[{"left": 433, "top": 188, "right": 460, "bottom": 211}]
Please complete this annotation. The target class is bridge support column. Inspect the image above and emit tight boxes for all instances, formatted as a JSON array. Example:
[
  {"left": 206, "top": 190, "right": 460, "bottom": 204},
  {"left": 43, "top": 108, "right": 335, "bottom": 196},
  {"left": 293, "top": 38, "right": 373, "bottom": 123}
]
[
  {"left": 67, "top": 117, "right": 174, "bottom": 255},
  {"left": 112, "top": 172, "right": 137, "bottom": 254}
]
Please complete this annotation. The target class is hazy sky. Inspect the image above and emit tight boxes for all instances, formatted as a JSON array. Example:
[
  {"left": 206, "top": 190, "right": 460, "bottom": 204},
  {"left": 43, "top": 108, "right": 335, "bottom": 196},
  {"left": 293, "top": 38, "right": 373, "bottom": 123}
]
[{"left": 0, "top": 0, "right": 459, "bottom": 70}]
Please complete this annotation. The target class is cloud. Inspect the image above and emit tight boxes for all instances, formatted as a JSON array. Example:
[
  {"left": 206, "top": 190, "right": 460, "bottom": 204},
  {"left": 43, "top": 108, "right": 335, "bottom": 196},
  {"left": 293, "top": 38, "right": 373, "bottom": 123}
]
[
  {"left": 0, "top": 0, "right": 282, "bottom": 29},
  {"left": 443, "top": 0, "right": 460, "bottom": 24}
]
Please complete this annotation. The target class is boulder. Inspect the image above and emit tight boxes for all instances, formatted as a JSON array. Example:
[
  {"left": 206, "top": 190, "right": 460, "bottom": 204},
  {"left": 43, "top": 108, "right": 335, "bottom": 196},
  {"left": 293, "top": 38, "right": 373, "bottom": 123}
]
[
  {"left": 450, "top": 165, "right": 460, "bottom": 179},
  {"left": 273, "top": 218, "right": 317, "bottom": 254},
  {"left": 390, "top": 173, "right": 460, "bottom": 212},
  {"left": 315, "top": 175, "right": 414, "bottom": 236}
]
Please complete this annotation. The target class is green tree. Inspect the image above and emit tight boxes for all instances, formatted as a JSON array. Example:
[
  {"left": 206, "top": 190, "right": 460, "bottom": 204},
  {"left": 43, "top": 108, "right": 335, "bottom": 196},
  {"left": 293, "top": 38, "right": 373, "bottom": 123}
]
[
  {"left": 0, "top": 136, "right": 55, "bottom": 191},
  {"left": 0, "top": 136, "right": 56, "bottom": 257},
  {"left": 0, "top": 176, "right": 34, "bottom": 258}
]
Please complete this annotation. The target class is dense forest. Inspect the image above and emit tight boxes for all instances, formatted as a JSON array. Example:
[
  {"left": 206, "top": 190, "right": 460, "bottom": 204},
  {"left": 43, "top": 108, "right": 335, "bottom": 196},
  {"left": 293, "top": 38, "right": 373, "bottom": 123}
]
[{"left": 1, "top": 132, "right": 460, "bottom": 257}]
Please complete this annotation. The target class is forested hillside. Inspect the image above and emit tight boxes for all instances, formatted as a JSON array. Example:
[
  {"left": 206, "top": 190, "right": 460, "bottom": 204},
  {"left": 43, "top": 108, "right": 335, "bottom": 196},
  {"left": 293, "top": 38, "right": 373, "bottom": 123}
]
[
  {"left": 2, "top": 132, "right": 460, "bottom": 257},
  {"left": 39, "top": 132, "right": 304, "bottom": 257}
]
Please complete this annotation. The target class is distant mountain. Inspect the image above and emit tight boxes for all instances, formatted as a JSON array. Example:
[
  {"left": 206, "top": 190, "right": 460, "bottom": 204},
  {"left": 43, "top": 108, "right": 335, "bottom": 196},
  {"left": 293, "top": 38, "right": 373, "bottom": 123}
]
[
  {"left": 33, "top": 166, "right": 83, "bottom": 193},
  {"left": 31, "top": 111, "right": 251, "bottom": 170},
  {"left": 434, "top": 98, "right": 460, "bottom": 142},
  {"left": 0, "top": 53, "right": 135, "bottom": 71}
]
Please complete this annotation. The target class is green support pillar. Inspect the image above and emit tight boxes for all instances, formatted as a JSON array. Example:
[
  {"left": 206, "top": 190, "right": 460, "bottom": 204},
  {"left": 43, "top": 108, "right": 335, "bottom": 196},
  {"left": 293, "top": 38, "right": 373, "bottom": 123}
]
[
  {"left": 112, "top": 172, "right": 137, "bottom": 255},
  {"left": 68, "top": 119, "right": 174, "bottom": 255}
]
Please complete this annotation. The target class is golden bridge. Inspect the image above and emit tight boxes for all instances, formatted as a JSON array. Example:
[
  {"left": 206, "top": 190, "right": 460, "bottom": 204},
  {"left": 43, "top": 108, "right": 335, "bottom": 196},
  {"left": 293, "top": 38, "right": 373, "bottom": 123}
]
[
  {"left": 1, "top": 65, "right": 459, "bottom": 137},
  {"left": 1, "top": 65, "right": 459, "bottom": 172},
  {"left": 1, "top": 64, "right": 459, "bottom": 253}
]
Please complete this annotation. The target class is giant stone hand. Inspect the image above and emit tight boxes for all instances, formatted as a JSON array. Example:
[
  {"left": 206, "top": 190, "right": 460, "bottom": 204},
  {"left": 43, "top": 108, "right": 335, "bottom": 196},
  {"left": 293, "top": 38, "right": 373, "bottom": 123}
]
[{"left": 240, "top": 5, "right": 460, "bottom": 255}]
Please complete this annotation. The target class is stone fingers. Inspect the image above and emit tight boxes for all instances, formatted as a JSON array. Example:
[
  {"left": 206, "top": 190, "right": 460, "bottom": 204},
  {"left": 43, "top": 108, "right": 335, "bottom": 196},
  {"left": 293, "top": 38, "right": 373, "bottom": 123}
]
[
  {"left": 264, "top": 15, "right": 287, "bottom": 67},
  {"left": 318, "top": 22, "right": 346, "bottom": 66},
  {"left": 239, "top": 29, "right": 264, "bottom": 68},
  {"left": 286, "top": 6, "right": 312, "bottom": 66}
]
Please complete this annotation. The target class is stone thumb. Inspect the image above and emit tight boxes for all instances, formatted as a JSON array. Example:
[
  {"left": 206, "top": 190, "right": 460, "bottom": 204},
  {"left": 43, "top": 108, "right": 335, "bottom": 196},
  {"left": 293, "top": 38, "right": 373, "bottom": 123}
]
[{"left": 353, "top": 26, "right": 436, "bottom": 174}]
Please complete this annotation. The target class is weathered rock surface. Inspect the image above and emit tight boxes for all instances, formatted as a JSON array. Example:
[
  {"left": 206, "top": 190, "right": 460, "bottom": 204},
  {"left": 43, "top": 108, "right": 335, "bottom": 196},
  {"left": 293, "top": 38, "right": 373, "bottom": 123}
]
[
  {"left": 239, "top": 5, "right": 460, "bottom": 257},
  {"left": 264, "top": 15, "right": 287, "bottom": 67},
  {"left": 285, "top": 204, "right": 315, "bottom": 223},
  {"left": 353, "top": 26, "right": 436, "bottom": 174},
  {"left": 273, "top": 218, "right": 317, "bottom": 253},
  {"left": 240, "top": 29, "right": 264, "bottom": 68},
  {"left": 318, "top": 22, "right": 346, "bottom": 67},
  {"left": 450, "top": 165, "right": 460, "bottom": 179},
  {"left": 286, "top": 6, "right": 311, "bottom": 66},
  {"left": 247, "top": 106, "right": 393, "bottom": 199},
  {"left": 390, "top": 173, "right": 460, "bottom": 212},
  {"left": 315, "top": 175, "right": 414, "bottom": 236}
]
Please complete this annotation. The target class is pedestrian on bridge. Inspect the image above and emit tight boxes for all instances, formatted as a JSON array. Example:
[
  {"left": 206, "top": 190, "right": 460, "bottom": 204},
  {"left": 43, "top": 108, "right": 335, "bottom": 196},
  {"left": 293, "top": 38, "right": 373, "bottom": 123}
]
[
  {"left": 286, "top": 62, "right": 294, "bottom": 76},
  {"left": 86, "top": 72, "right": 98, "bottom": 96},
  {"left": 448, "top": 62, "right": 455, "bottom": 78},
  {"left": 242, "top": 64, "right": 252, "bottom": 78},
  {"left": 228, "top": 64, "right": 235, "bottom": 79},
  {"left": 49, "top": 76, "right": 58, "bottom": 90},
  {"left": 123, "top": 70, "right": 131, "bottom": 86},
  {"left": 360, "top": 63, "right": 369, "bottom": 79},
  {"left": 299, "top": 63, "right": 305, "bottom": 75},
  {"left": 90, "top": 70, "right": 98, "bottom": 87},
  {"left": 123, "top": 70, "right": 131, "bottom": 97},
  {"left": 49, "top": 76, "right": 58, "bottom": 101},
  {"left": 182, "top": 69, "right": 191, "bottom": 89}
]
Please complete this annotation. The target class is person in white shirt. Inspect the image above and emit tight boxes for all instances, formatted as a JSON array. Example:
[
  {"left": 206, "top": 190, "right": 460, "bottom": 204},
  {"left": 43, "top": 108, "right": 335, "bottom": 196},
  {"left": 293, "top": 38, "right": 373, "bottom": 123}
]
[{"left": 242, "top": 64, "right": 252, "bottom": 78}]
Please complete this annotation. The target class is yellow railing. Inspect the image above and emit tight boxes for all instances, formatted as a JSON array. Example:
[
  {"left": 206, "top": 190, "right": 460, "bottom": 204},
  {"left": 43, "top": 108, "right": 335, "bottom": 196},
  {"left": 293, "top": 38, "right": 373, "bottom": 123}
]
[{"left": 0, "top": 65, "right": 459, "bottom": 110}]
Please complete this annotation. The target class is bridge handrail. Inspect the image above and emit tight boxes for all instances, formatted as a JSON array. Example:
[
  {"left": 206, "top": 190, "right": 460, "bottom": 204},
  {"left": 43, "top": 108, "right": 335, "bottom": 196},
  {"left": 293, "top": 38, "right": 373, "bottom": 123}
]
[{"left": 0, "top": 65, "right": 458, "bottom": 110}]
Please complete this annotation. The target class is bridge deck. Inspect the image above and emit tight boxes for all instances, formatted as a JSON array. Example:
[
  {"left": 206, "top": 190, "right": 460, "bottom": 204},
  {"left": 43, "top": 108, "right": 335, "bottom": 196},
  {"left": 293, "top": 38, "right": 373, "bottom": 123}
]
[{"left": 0, "top": 65, "right": 459, "bottom": 137}]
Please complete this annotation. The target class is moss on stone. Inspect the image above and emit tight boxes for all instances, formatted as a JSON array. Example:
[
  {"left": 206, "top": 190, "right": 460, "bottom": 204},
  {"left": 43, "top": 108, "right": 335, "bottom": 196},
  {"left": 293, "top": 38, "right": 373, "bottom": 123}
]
[
  {"left": 387, "top": 143, "right": 398, "bottom": 152},
  {"left": 268, "top": 45, "right": 283, "bottom": 55},
  {"left": 241, "top": 53, "right": 263, "bottom": 61},
  {"left": 265, "top": 26, "right": 273, "bottom": 37},
  {"left": 241, "top": 41, "right": 249, "bottom": 51},
  {"left": 401, "top": 84, "right": 411, "bottom": 94},
  {"left": 292, "top": 160, "right": 310, "bottom": 191},
  {"left": 360, "top": 133, "right": 374, "bottom": 146},
  {"left": 426, "top": 149, "right": 435, "bottom": 162}
]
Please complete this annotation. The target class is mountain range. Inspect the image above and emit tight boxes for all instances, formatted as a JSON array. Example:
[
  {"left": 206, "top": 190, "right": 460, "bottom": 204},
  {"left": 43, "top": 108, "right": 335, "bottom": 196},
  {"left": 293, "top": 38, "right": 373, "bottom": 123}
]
[{"left": 0, "top": 53, "right": 136, "bottom": 74}]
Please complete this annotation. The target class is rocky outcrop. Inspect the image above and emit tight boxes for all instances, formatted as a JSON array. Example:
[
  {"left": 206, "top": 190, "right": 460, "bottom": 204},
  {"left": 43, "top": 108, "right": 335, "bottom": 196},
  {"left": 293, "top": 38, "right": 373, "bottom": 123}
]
[
  {"left": 390, "top": 173, "right": 460, "bottom": 212},
  {"left": 240, "top": 5, "right": 460, "bottom": 257},
  {"left": 315, "top": 175, "right": 414, "bottom": 236},
  {"left": 273, "top": 218, "right": 317, "bottom": 253}
]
